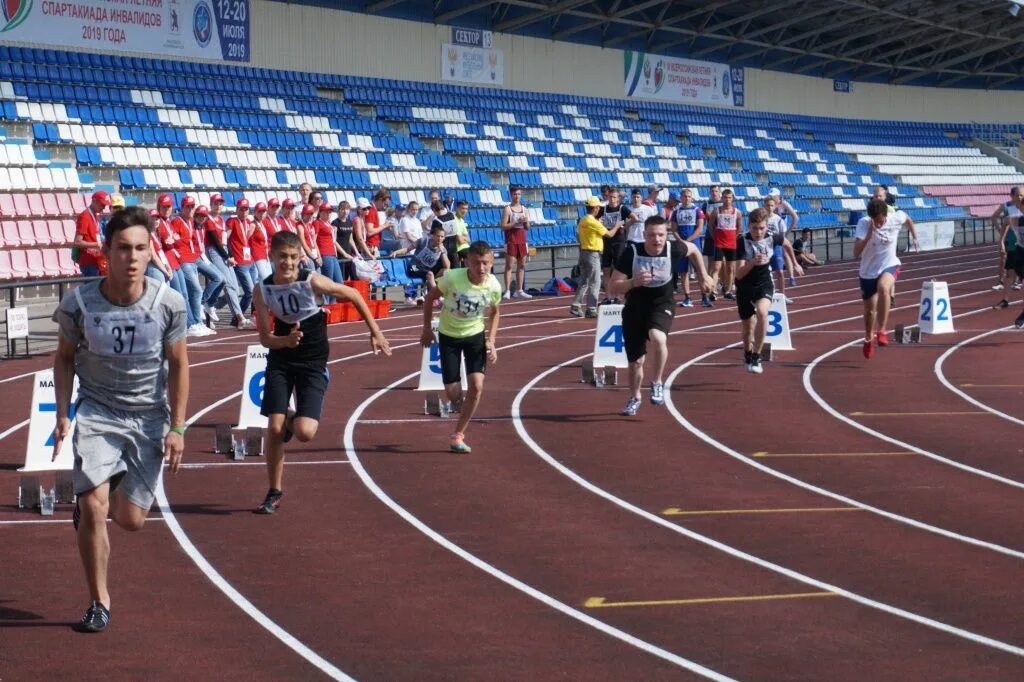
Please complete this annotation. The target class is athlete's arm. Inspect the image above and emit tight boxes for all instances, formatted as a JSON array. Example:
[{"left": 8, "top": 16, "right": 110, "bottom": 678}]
[
  {"left": 783, "top": 201, "right": 799, "bottom": 230},
  {"left": 691, "top": 214, "right": 705, "bottom": 241},
  {"left": 311, "top": 273, "right": 391, "bottom": 356},
  {"left": 164, "top": 337, "right": 189, "bottom": 473},
  {"left": 253, "top": 285, "right": 300, "bottom": 350},
  {"left": 420, "top": 286, "right": 442, "bottom": 347},
  {"left": 51, "top": 334, "right": 77, "bottom": 461},
  {"left": 685, "top": 242, "right": 714, "bottom": 292},
  {"left": 499, "top": 206, "right": 513, "bottom": 232},
  {"left": 903, "top": 214, "right": 918, "bottom": 248},
  {"left": 782, "top": 240, "right": 803, "bottom": 277},
  {"left": 734, "top": 257, "right": 754, "bottom": 281},
  {"left": 998, "top": 220, "right": 1011, "bottom": 253},
  {"left": 485, "top": 302, "right": 500, "bottom": 364},
  {"left": 609, "top": 268, "right": 649, "bottom": 296}
]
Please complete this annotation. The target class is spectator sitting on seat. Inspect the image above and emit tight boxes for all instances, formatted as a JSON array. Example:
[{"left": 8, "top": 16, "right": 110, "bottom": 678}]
[
  {"left": 406, "top": 223, "right": 451, "bottom": 306},
  {"left": 392, "top": 201, "right": 422, "bottom": 258},
  {"left": 432, "top": 200, "right": 459, "bottom": 267},
  {"left": 793, "top": 228, "right": 820, "bottom": 267},
  {"left": 419, "top": 190, "right": 442, "bottom": 228}
]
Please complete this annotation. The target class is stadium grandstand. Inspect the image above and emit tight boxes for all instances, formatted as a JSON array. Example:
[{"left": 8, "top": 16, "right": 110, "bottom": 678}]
[{"left": 4, "top": 1, "right": 1024, "bottom": 680}]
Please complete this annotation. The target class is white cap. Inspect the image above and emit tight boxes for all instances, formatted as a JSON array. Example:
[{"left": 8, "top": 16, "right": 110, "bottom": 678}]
[
  {"left": 355, "top": 197, "right": 371, "bottom": 209},
  {"left": 768, "top": 188, "right": 781, "bottom": 197}
]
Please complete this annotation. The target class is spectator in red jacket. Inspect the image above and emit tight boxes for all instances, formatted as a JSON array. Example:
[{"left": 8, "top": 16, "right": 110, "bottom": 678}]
[
  {"left": 278, "top": 198, "right": 297, "bottom": 234},
  {"left": 251, "top": 202, "right": 272, "bottom": 281},
  {"left": 73, "top": 190, "right": 110, "bottom": 277},
  {"left": 202, "top": 193, "right": 244, "bottom": 329},
  {"left": 227, "top": 198, "right": 257, "bottom": 324}
]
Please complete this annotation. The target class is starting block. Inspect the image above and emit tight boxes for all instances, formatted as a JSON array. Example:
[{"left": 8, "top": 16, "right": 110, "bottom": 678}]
[
  {"left": 18, "top": 470, "right": 76, "bottom": 515},
  {"left": 424, "top": 393, "right": 453, "bottom": 418},
  {"left": 214, "top": 425, "right": 266, "bottom": 459},
  {"left": 894, "top": 324, "right": 921, "bottom": 344},
  {"left": 581, "top": 365, "right": 619, "bottom": 387},
  {"left": 760, "top": 343, "right": 773, "bottom": 362}
]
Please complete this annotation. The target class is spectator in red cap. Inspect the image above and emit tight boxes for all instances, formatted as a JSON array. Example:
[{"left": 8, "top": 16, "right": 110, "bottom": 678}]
[
  {"left": 150, "top": 195, "right": 199, "bottom": 333},
  {"left": 314, "top": 203, "right": 344, "bottom": 294},
  {"left": 297, "top": 203, "right": 320, "bottom": 268},
  {"left": 278, "top": 198, "right": 297, "bottom": 234},
  {"left": 227, "top": 199, "right": 257, "bottom": 328},
  {"left": 352, "top": 197, "right": 378, "bottom": 259},
  {"left": 171, "top": 195, "right": 216, "bottom": 336},
  {"left": 264, "top": 199, "right": 281, "bottom": 240},
  {"left": 251, "top": 203, "right": 272, "bottom": 281},
  {"left": 73, "top": 190, "right": 111, "bottom": 277},
  {"left": 202, "top": 193, "right": 244, "bottom": 329}
]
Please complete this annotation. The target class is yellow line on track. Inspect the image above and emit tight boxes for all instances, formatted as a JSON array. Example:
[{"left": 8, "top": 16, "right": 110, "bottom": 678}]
[
  {"left": 583, "top": 592, "right": 838, "bottom": 609},
  {"left": 751, "top": 451, "right": 915, "bottom": 457},
  {"left": 662, "top": 507, "right": 861, "bottom": 516},
  {"left": 848, "top": 411, "right": 986, "bottom": 417}
]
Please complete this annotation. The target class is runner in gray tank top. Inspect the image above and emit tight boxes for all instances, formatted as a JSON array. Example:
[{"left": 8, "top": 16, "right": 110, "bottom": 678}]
[{"left": 52, "top": 206, "right": 190, "bottom": 634}]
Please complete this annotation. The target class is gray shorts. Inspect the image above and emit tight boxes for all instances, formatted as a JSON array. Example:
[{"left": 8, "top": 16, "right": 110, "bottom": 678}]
[{"left": 72, "top": 399, "right": 168, "bottom": 511}]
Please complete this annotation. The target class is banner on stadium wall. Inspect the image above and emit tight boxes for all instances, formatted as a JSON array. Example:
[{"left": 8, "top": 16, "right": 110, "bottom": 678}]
[
  {"left": 624, "top": 50, "right": 743, "bottom": 107},
  {"left": 914, "top": 221, "right": 955, "bottom": 251},
  {"left": 441, "top": 42, "right": 504, "bottom": 85},
  {"left": 0, "top": 0, "right": 250, "bottom": 62}
]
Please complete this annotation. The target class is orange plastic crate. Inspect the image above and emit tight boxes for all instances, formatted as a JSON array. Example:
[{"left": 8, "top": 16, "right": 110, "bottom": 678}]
[
  {"left": 323, "top": 303, "right": 345, "bottom": 324},
  {"left": 373, "top": 300, "right": 391, "bottom": 319},
  {"left": 344, "top": 279, "right": 370, "bottom": 301}
]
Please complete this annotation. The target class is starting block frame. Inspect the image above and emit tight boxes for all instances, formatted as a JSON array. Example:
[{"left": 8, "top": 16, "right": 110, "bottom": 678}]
[
  {"left": 424, "top": 393, "right": 454, "bottom": 418},
  {"left": 894, "top": 324, "right": 922, "bottom": 344},
  {"left": 18, "top": 470, "right": 75, "bottom": 514},
  {"left": 760, "top": 343, "right": 773, "bottom": 362},
  {"left": 214, "top": 425, "right": 266, "bottom": 460},
  {"left": 581, "top": 365, "right": 619, "bottom": 387}
]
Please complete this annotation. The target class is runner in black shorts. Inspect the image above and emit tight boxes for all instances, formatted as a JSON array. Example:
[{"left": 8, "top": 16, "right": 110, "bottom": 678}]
[
  {"left": 609, "top": 215, "right": 712, "bottom": 416},
  {"left": 735, "top": 208, "right": 802, "bottom": 374},
  {"left": 252, "top": 231, "right": 391, "bottom": 514},
  {"left": 406, "top": 223, "right": 451, "bottom": 299},
  {"left": 599, "top": 188, "right": 631, "bottom": 304}
]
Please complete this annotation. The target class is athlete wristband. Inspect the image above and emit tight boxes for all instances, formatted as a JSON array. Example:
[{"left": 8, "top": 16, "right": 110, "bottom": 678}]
[{"left": 169, "top": 426, "right": 187, "bottom": 436}]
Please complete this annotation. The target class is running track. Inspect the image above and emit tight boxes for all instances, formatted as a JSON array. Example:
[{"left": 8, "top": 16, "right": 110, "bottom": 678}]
[{"left": 2, "top": 243, "right": 1022, "bottom": 680}]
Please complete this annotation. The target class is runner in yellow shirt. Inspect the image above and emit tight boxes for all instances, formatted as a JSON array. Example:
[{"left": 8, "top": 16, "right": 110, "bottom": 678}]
[{"left": 420, "top": 241, "right": 502, "bottom": 453}]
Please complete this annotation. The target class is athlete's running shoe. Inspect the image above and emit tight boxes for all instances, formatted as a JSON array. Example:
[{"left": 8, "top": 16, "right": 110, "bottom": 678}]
[
  {"left": 569, "top": 305, "right": 584, "bottom": 318},
  {"left": 701, "top": 296, "right": 714, "bottom": 308},
  {"left": 749, "top": 355, "right": 764, "bottom": 375},
  {"left": 502, "top": 290, "right": 511, "bottom": 300},
  {"left": 863, "top": 340, "right": 874, "bottom": 359},
  {"left": 1015, "top": 311, "right": 1024, "bottom": 329},
  {"left": 678, "top": 297, "right": 693, "bottom": 308},
  {"left": 450, "top": 432, "right": 472, "bottom": 453},
  {"left": 876, "top": 330, "right": 890, "bottom": 347},
  {"left": 788, "top": 277, "right": 797, "bottom": 286},
  {"left": 621, "top": 397, "right": 641, "bottom": 417},
  {"left": 253, "top": 489, "right": 283, "bottom": 515},
  {"left": 1014, "top": 281, "right": 1023, "bottom": 291},
  {"left": 995, "top": 299, "right": 1010, "bottom": 309},
  {"left": 74, "top": 601, "right": 110, "bottom": 633},
  {"left": 992, "top": 282, "right": 1005, "bottom": 291},
  {"left": 723, "top": 291, "right": 736, "bottom": 301},
  {"left": 650, "top": 383, "right": 665, "bottom": 405},
  {"left": 584, "top": 308, "right": 598, "bottom": 318},
  {"left": 513, "top": 290, "right": 533, "bottom": 299}
]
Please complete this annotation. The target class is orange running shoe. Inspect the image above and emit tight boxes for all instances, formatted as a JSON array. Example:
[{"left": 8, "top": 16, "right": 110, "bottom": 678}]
[
  {"left": 862, "top": 340, "right": 874, "bottom": 359},
  {"left": 876, "top": 330, "right": 890, "bottom": 347}
]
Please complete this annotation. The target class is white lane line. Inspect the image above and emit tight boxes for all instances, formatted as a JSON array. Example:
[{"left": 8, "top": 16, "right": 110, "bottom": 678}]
[
  {"left": 0, "top": 418, "right": 29, "bottom": 441},
  {"left": 179, "top": 460, "right": 351, "bottom": 469},
  {"left": 803, "top": 311, "right": 1024, "bottom": 490},
  {"left": 0, "top": 369, "right": 45, "bottom": 385},
  {"left": 343, "top": 331, "right": 736, "bottom": 681},
  {"left": 0, "top": 517, "right": 167, "bottom": 525},
  {"left": 934, "top": 326, "right": 1024, "bottom": 427},
  {"left": 511, "top": 308, "right": 1024, "bottom": 657}
]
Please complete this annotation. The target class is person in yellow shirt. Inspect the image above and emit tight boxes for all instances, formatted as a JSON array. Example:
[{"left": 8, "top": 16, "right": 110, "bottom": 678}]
[
  {"left": 571, "top": 196, "right": 620, "bottom": 318},
  {"left": 420, "top": 241, "right": 502, "bottom": 453}
]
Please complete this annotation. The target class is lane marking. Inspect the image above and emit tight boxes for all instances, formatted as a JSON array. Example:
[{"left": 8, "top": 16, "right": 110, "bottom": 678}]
[
  {"left": 662, "top": 507, "right": 861, "bottom": 516},
  {"left": 178, "top": 460, "right": 350, "bottom": 469},
  {"left": 343, "top": 329, "right": 736, "bottom": 680},
  {"left": 801, "top": 305, "right": 1024, "bottom": 491},
  {"left": 960, "top": 384, "right": 1024, "bottom": 388},
  {"left": 849, "top": 411, "right": 986, "bottom": 417},
  {"left": 751, "top": 451, "right": 915, "bottom": 458},
  {"left": 513, "top": 308, "right": 1024, "bottom": 655},
  {"left": 0, "top": 517, "right": 167, "bottom": 525},
  {"left": 583, "top": 592, "right": 838, "bottom": 609},
  {"left": 935, "top": 326, "right": 1024, "bottom": 428}
]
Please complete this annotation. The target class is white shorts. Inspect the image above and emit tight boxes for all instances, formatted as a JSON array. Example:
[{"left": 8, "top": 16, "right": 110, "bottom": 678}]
[{"left": 72, "top": 399, "right": 168, "bottom": 511}]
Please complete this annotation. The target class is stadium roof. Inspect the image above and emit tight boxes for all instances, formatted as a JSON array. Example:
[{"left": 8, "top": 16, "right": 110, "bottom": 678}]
[{"left": 316, "top": 1, "right": 1024, "bottom": 89}]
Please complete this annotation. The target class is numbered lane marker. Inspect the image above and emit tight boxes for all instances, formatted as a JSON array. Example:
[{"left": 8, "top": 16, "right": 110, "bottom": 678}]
[
  {"left": 20, "top": 370, "right": 79, "bottom": 472},
  {"left": 918, "top": 281, "right": 954, "bottom": 335},
  {"left": 593, "top": 304, "right": 629, "bottom": 369},
  {"left": 235, "top": 345, "right": 270, "bottom": 430},
  {"left": 766, "top": 294, "right": 793, "bottom": 351}
]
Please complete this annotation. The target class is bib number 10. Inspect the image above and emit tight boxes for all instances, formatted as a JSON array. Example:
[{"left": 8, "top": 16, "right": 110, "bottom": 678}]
[{"left": 920, "top": 298, "right": 949, "bottom": 322}]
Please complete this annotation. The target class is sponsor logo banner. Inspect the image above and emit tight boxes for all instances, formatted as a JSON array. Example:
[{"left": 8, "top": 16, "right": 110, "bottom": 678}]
[
  {"left": 441, "top": 42, "right": 504, "bottom": 85},
  {"left": 624, "top": 50, "right": 743, "bottom": 107}
]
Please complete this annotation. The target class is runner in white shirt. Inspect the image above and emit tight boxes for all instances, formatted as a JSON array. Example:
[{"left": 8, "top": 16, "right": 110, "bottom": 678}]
[
  {"left": 626, "top": 188, "right": 657, "bottom": 245},
  {"left": 854, "top": 198, "right": 913, "bottom": 359}
]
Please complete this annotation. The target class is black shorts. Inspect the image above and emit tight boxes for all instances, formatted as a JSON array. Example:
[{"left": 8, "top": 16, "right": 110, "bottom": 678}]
[
  {"left": 1005, "top": 247, "right": 1017, "bottom": 272},
  {"left": 407, "top": 259, "right": 445, "bottom": 279},
  {"left": 859, "top": 265, "right": 901, "bottom": 301},
  {"left": 260, "top": 362, "right": 330, "bottom": 421},
  {"left": 736, "top": 280, "right": 774, "bottom": 320},
  {"left": 1014, "top": 246, "right": 1024, "bottom": 278},
  {"left": 438, "top": 331, "right": 487, "bottom": 385},
  {"left": 714, "top": 246, "right": 740, "bottom": 262},
  {"left": 622, "top": 299, "right": 674, "bottom": 362},
  {"left": 701, "top": 236, "right": 715, "bottom": 257},
  {"left": 602, "top": 241, "right": 625, "bottom": 269}
]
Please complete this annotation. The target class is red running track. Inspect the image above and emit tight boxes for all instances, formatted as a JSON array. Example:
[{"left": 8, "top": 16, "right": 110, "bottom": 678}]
[{"left": 2, "top": 243, "right": 1023, "bottom": 680}]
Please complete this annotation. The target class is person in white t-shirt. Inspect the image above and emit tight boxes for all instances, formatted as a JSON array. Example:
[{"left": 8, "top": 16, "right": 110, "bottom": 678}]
[
  {"left": 854, "top": 198, "right": 914, "bottom": 359},
  {"left": 391, "top": 201, "right": 423, "bottom": 257},
  {"left": 626, "top": 188, "right": 657, "bottom": 245}
]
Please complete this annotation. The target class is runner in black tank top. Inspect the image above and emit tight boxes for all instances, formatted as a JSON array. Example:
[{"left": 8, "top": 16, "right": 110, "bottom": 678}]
[{"left": 251, "top": 230, "right": 392, "bottom": 515}]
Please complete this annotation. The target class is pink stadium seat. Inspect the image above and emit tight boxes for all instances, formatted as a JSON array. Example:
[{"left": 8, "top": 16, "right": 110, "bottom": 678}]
[
  {"left": 47, "top": 220, "right": 67, "bottom": 245},
  {"left": 57, "top": 248, "right": 78, "bottom": 276},
  {"left": 8, "top": 250, "right": 30, "bottom": 278},
  {"left": 16, "top": 221, "right": 35, "bottom": 247},
  {"left": 55, "top": 192, "right": 74, "bottom": 216},
  {"left": 41, "top": 193, "right": 60, "bottom": 217},
  {"left": 0, "top": 194, "right": 15, "bottom": 216},
  {"left": 41, "top": 249, "right": 62, "bottom": 277},
  {"left": 32, "top": 220, "right": 52, "bottom": 246},
  {"left": 26, "top": 194, "right": 44, "bottom": 216},
  {"left": 70, "top": 194, "right": 89, "bottom": 212},
  {"left": 25, "top": 250, "right": 46, "bottom": 278},
  {"left": 12, "top": 194, "right": 30, "bottom": 216},
  {"left": 0, "top": 251, "right": 12, "bottom": 280},
  {"left": 2, "top": 221, "right": 21, "bottom": 247},
  {"left": 61, "top": 219, "right": 75, "bottom": 242}
]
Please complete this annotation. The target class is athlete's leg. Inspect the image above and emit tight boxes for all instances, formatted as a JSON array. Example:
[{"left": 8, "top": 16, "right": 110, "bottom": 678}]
[
  {"left": 516, "top": 252, "right": 527, "bottom": 293},
  {"left": 77, "top": 481, "right": 112, "bottom": 609},
  {"left": 108, "top": 492, "right": 147, "bottom": 532},
  {"left": 742, "top": 316, "right": 755, "bottom": 353},
  {"left": 503, "top": 254, "right": 515, "bottom": 292},
  {"left": 628, "top": 354, "right": 646, "bottom": 401},
  {"left": 265, "top": 413, "right": 287, "bottom": 491},
  {"left": 753, "top": 298, "right": 771, "bottom": 354},
  {"left": 453, "top": 372, "right": 484, "bottom": 436},
  {"left": 647, "top": 329, "right": 669, "bottom": 386},
  {"left": 863, "top": 294, "right": 878, "bottom": 342},
  {"left": 875, "top": 272, "right": 896, "bottom": 332}
]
